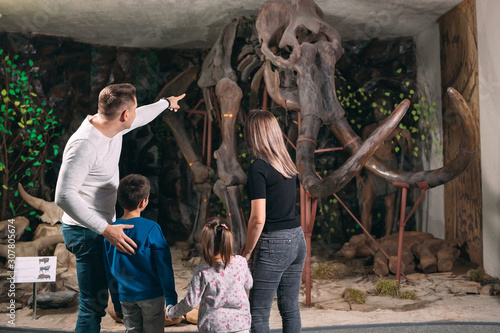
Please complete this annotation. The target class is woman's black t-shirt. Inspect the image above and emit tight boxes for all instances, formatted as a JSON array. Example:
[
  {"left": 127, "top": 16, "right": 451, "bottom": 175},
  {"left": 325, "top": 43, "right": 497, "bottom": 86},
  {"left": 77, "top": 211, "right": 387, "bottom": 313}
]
[{"left": 247, "top": 159, "right": 300, "bottom": 232}]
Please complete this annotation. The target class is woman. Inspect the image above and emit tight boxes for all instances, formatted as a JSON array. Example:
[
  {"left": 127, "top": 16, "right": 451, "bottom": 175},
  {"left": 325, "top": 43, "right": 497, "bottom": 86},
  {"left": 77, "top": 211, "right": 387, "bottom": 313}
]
[{"left": 241, "top": 109, "right": 306, "bottom": 333}]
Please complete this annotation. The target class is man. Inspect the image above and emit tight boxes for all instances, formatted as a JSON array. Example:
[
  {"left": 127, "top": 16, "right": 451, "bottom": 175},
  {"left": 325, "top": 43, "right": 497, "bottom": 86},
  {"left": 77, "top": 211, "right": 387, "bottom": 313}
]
[
  {"left": 356, "top": 102, "right": 413, "bottom": 237},
  {"left": 55, "top": 83, "right": 184, "bottom": 333}
]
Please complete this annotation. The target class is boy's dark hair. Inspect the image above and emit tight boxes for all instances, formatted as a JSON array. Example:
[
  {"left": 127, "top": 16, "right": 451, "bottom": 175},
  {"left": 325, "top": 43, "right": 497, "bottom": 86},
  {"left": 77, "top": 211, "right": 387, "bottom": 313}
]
[
  {"left": 117, "top": 174, "right": 150, "bottom": 211},
  {"left": 98, "top": 83, "right": 136, "bottom": 120},
  {"left": 201, "top": 217, "right": 233, "bottom": 268}
]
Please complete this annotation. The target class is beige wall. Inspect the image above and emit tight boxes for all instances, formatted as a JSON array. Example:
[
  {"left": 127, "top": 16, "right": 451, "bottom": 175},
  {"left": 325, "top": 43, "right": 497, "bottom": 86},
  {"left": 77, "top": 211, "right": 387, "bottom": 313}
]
[
  {"left": 477, "top": 0, "right": 500, "bottom": 278},
  {"left": 415, "top": 23, "right": 445, "bottom": 239}
]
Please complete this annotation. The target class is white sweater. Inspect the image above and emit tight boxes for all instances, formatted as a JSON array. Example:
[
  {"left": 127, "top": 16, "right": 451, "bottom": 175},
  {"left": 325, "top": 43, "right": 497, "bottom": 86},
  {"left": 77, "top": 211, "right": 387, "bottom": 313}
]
[{"left": 55, "top": 99, "right": 170, "bottom": 234}]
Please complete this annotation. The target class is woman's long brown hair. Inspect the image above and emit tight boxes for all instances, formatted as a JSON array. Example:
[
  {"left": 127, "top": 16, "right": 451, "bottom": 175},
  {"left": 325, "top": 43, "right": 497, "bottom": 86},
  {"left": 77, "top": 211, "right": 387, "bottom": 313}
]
[{"left": 244, "top": 109, "right": 297, "bottom": 178}]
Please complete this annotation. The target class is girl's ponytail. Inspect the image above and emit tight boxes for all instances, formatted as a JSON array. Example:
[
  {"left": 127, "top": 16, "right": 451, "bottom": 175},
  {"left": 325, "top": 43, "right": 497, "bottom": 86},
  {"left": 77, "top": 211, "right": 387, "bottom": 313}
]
[
  {"left": 218, "top": 223, "right": 233, "bottom": 268},
  {"left": 201, "top": 217, "right": 234, "bottom": 268}
]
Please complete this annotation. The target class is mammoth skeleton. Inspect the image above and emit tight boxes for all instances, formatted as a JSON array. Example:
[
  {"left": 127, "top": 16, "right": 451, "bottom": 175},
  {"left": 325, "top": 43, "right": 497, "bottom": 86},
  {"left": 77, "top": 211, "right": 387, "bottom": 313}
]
[
  {"left": 3, "top": 0, "right": 476, "bottom": 262},
  {"left": 11, "top": 0, "right": 476, "bottom": 257},
  {"left": 256, "top": 0, "right": 477, "bottom": 197},
  {"left": 159, "top": 0, "right": 477, "bottom": 252}
]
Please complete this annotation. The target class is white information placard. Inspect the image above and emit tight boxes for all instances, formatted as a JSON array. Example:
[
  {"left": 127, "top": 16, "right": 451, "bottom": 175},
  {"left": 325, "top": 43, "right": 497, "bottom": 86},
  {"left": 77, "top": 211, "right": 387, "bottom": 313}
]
[{"left": 14, "top": 257, "right": 57, "bottom": 283}]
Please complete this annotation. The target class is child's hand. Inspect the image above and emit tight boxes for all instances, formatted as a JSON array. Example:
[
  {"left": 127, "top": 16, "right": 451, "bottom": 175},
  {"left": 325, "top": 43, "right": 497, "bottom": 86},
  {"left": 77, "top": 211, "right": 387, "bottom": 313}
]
[
  {"left": 115, "top": 311, "right": 123, "bottom": 320},
  {"left": 165, "top": 305, "right": 178, "bottom": 320}
]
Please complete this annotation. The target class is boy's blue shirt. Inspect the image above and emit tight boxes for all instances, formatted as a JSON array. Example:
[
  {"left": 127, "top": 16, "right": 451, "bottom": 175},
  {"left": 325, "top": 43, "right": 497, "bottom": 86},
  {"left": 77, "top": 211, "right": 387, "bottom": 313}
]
[{"left": 103, "top": 217, "right": 178, "bottom": 312}]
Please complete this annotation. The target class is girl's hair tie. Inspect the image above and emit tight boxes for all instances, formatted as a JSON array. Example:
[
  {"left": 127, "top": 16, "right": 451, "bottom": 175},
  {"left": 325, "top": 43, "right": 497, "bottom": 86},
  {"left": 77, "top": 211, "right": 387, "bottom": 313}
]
[{"left": 220, "top": 223, "right": 228, "bottom": 230}]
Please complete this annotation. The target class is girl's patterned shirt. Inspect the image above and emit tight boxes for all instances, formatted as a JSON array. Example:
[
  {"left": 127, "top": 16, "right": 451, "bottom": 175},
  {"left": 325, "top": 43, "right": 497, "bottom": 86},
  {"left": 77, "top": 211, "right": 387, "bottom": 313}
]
[{"left": 167, "top": 255, "right": 253, "bottom": 332}]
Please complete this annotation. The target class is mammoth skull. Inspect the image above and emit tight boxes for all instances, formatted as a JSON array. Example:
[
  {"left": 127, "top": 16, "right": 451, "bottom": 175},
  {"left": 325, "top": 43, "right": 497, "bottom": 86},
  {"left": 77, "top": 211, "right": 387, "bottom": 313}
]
[{"left": 256, "top": 0, "right": 478, "bottom": 197}]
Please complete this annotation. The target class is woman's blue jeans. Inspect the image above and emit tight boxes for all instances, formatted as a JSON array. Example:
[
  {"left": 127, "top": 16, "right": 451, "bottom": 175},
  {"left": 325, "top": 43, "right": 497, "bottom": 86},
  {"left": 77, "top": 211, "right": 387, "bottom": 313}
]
[
  {"left": 62, "top": 223, "right": 109, "bottom": 333},
  {"left": 249, "top": 226, "right": 307, "bottom": 333}
]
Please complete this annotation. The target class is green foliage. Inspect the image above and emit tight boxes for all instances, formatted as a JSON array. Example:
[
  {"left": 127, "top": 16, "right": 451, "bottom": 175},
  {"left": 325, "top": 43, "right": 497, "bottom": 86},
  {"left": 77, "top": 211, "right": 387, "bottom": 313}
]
[
  {"left": 335, "top": 69, "right": 440, "bottom": 160},
  {"left": 343, "top": 288, "right": 367, "bottom": 304},
  {"left": 0, "top": 49, "right": 61, "bottom": 219},
  {"left": 311, "top": 262, "right": 350, "bottom": 279},
  {"left": 399, "top": 290, "right": 419, "bottom": 300},
  {"left": 374, "top": 279, "right": 400, "bottom": 297},
  {"left": 318, "top": 65, "right": 441, "bottom": 239},
  {"left": 374, "top": 281, "right": 418, "bottom": 300},
  {"left": 315, "top": 195, "right": 353, "bottom": 244}
]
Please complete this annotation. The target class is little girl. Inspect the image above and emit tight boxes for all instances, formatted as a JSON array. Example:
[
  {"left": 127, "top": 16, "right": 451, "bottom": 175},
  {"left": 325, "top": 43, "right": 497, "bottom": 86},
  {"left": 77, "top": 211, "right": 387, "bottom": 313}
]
[{"left": 166, "top": 217, "right": 253, "bottom": 332}]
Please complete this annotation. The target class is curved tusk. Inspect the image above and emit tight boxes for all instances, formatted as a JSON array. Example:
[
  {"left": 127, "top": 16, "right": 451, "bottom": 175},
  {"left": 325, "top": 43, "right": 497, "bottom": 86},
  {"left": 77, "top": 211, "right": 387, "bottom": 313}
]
[
  {"left": 363, "top": 87, "right": 478, "bottom": 188},
  {"left": 298, "top": 99, "right": 410, "bottom": 197},
  {"left": 327, "top": 88, "right": 478, "bottom": 189}
]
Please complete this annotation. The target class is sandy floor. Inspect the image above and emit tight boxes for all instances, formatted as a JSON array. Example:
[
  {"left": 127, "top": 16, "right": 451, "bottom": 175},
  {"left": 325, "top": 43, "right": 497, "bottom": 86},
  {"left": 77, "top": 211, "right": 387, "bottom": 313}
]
[{"left": 1, "top": 244, "right": 499, "bottom": 332}]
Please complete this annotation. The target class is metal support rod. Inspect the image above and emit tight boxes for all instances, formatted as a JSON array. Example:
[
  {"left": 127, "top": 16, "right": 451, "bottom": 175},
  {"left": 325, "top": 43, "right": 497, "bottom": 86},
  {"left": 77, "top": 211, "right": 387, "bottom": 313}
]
[
  {"left": 202, "top": 111, "right": 207, "bottom": 159},
  {"left": 299, "top": 187, "right": 318, "bottom": 307},
  {"left": 395, "top": 187, "right": 408, "bottom": 284},
  {"left": 300, "top": 185, "right": 306, "bottom": 284},
  {"left": 32, "top": 282, "right": 37, "bottom": 320},
  {"left": 333, "top": 192, "right": 411, "bottom": 282},
  {"left": 304, "top": 192, "right": 312, "bottom": 307},
  {"left": 308, "top": 196, "right": 317, "bottom": 306},
  {"left": 187, "top": 98, "right": 204, "bottom": 117}
]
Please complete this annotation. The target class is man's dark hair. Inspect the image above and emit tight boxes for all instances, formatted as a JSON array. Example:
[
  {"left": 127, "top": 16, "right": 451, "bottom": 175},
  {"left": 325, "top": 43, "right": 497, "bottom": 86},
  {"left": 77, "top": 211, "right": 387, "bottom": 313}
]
[
  {"left": 98, "top": 83, "right": 136, "bottom": 119},
  {"left": 117, "top": 174, "right": 150, "bottom": 211}
]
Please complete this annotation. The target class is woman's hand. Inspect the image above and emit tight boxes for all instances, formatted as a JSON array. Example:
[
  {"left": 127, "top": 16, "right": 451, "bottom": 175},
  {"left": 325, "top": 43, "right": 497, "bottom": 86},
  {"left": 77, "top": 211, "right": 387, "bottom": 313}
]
[
  {"left": 240, "top": 243, "right": 252, "bottom": 261},
  {"left": 242, "top": 198, "right": 266, "bottom": 261}
]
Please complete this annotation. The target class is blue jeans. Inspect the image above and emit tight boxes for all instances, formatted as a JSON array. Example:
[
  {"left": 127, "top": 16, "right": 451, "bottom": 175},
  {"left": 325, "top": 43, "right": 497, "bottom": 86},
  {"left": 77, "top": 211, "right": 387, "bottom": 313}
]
[
  {"left": 249, "top": 227, "right": 306, "bottom": 333},
  {"left": 62, "top": 223, "right": 109, "bottom": 333}
]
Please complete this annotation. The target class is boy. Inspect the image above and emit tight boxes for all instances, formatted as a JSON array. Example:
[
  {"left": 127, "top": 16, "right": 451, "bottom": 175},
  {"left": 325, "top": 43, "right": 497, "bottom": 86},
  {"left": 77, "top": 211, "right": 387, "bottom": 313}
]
[{"left": 103, "top": 174, "right": 177, "bottom": 333}]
